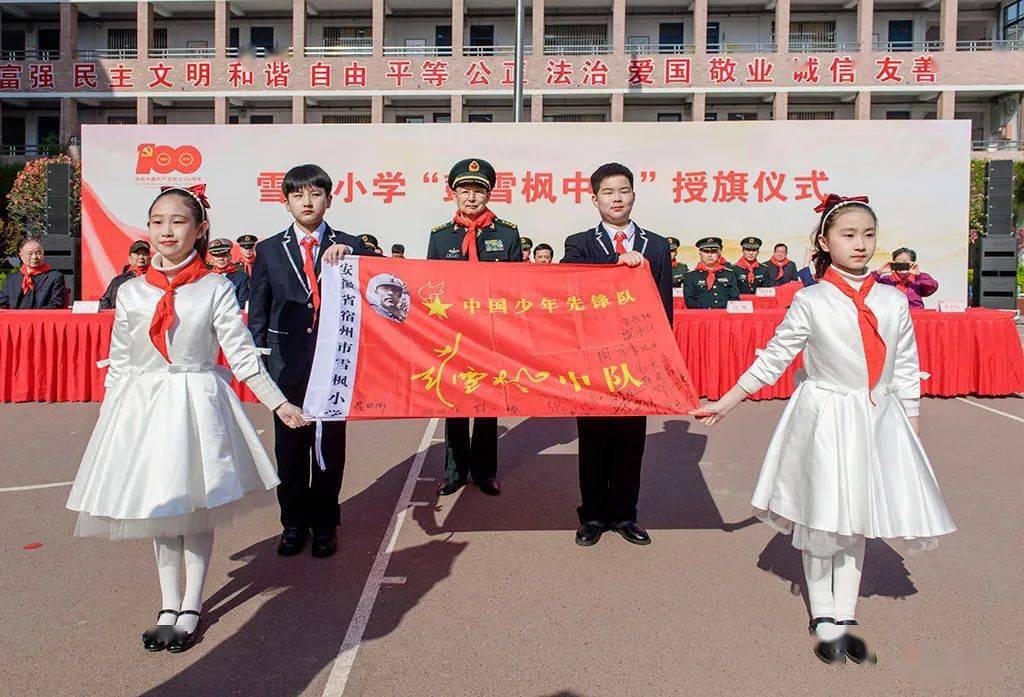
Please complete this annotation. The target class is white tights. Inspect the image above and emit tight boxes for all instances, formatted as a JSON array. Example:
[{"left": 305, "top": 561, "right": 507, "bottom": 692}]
[
  {"left": 802, "top": 535, "right": 865, "bottom": 640},
  {"left": 153, "top": 531, "right": 214, "bottom": 633}
]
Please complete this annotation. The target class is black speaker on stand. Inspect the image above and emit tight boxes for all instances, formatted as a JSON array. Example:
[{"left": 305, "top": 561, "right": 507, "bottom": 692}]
[
  {"left": 973, "top": 160, "right": 1017, "bottom": 310},
  {"left": 43, "top": 162, "right": 80, "bottom": 304}
]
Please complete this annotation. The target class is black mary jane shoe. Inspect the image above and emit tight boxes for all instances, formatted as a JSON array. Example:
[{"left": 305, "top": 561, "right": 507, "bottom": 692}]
[
  {"left": 809, "top": 617, "right": 845, "bottom": 665},
  {"left": 142, "top": 609, "right": 179, "bottom": 652},
  {"left": 836, "top": 621, "right": 877, "bottom": 665},
  {"left": 166, "top": 610, "right": 201, "bottom": 654}
]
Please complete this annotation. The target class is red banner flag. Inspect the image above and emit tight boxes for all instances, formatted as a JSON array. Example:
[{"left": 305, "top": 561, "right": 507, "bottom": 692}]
[{"left": 304, "top": 257, "right": 699, "bottom": 420}]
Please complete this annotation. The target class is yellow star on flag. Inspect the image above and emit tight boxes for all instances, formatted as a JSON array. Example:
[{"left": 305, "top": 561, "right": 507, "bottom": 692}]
[{"left": 423, "top": 295, "right": 453, "bottom": 319}]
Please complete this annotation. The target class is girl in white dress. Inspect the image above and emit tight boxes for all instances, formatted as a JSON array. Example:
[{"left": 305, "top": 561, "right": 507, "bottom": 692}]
[
  {"left": 66, "top": 186, "right": 309, "bottom": 653},
  {"left": 691, "top": 194, "right": 955, "bottom": 664}
]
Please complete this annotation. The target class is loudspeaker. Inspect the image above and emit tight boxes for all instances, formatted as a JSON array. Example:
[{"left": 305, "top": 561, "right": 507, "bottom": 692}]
[
  {"left": 43, "top": 162, "right": 80, "bottom": 301},
  {"left": 975, "top": 161, "right": 1018, "bottom": 309}
]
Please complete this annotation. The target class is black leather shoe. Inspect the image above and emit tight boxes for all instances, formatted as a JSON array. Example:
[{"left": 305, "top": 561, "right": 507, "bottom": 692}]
[
  {"left": 277, "top": 526, "right": 308, "bottom": 556},
  {"left": 575, "top": 522, "right": 606, "bottom": 546},
  {"left": 477, "top": 478, "right": 501, "bottom": 496},
  {"left": 814, "top": 639, "right": 846, "bottom": 664},
  {"left": 311, "top": 529, "right": 338, "bottom": 558},
  {"left": 166, "top": 610, "right": 200, "bottom": 653},
  {"left": 835, "top": 622, "right": 876, "bottom": 664},
  {"left": 437, "top": 481, "right": 466, "bottom": 496},
  {"left": 609, "top": 521, "right": 652, "bottom": 545},
  {"left": 142, "top": 610, "right": 179, "bottom": 652}
]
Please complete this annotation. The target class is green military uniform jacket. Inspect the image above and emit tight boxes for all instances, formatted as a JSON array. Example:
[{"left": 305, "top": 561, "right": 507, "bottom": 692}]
[
  {"left": 732, "top": 262, "right": 776, "bottom": 294},
  {"left": 683, "top": 266, "right": 741, "bottom": 309},
  {"left": 671, "top": 261, "right": 689, "bottom": 288},
  {"left": 427, "top": 217, "right": 523, "bottom": 263}
]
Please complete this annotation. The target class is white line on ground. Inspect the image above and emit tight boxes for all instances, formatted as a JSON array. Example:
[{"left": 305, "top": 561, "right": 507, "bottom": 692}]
[
  {"left": 321, "top": 417, "right": 439, "bottom": 697},
  {"left": 381, "top": 576, "right": 407, "bottom": 585},
  {"left": 0, "top": 481, "right": 74, "bottom": 493},
  {"left": 955, "top": 397, "right": 1024, "bottom": 424},
  {"left": 408, "top": 501, "right": 430, "bottom": 507},
  {"left": 416, "top": 477, "right": 435, "bottom": 482}
]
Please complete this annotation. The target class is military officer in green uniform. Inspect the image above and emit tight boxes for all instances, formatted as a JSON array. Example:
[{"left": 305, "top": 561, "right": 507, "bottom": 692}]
[
  {"left": 520, "top": 236, "right": 533, "bottom": 261},
  {"left": 683, "top": 236, "right": 740, "bottom": 309},
  {"left": 427, "top": 157, "right": 523, "bottom": 498},
  {"left": 732, "top": 235, "right": 775, "bottom": 294},
  {"left": 667, "top": 236, "right": 688, "bottom": 287}
]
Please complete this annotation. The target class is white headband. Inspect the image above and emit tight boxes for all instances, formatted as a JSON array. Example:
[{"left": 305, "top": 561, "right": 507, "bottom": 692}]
[{"left": 818, "top": 200, "right": 874, "bottom": 236}]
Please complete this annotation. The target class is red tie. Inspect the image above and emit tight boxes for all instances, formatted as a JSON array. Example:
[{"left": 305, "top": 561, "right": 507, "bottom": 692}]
[
  {"left": 822, "top": 267, "right": 887, "bottom": 392},
  {"left": 613, "top": 231, "right": 627, "bottom": 254},
  {"left": 299, "top": 235, "right": 321, "bottom": 328}
]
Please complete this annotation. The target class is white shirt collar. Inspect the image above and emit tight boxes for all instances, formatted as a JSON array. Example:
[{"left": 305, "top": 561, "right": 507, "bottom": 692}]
[
  {"left": 832, "top": 265, "right": 871, "bottom": 290},
  {"left": 294, "top": 220, "right": 327, "bottom": 245},
  {"left": 151, "top": 250, "right": 197, "bottom": 273},
  {"left": 600, "top": 220, "right": 636, "bottom": 244}
]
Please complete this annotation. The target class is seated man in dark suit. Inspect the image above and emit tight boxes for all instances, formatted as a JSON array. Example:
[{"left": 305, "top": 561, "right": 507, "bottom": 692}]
[{"left": 1, "top": 238, "right": 66, "bottom": 309}]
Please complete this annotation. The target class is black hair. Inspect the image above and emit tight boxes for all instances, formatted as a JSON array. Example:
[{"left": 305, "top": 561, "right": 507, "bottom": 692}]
[
  {"left": 811, "top": 201, "right": 877, "bottom": 279},
  {"left": 283, "top": 164, "right": 333, "bottom": 197},
  {"left": 774, "top": 243, "right": 788, "bottom": 253},
  {"left": 892, "top": 247, "right": 916, "bottom": 262},
  {"left": 148, "top": 189, "right": 210, "bottom": 260},
  {"left": 533, "top": 243, "right": 554, "bottom": 257},
  {"left": 392, "top": 244, "right": 405, "bottom": 254},
  {"left": 589, "top": 163, "right": 634, "bottom": 193}
]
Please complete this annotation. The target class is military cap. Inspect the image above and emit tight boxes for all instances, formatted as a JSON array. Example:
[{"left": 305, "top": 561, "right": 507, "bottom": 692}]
[
  {"left": 695, "top": 236, "right": 723, "bottom": 251},
  {"left": 520, "top": 236, "right": 533, "bottom": 250},
  {"left": 740, "top": 236, "right": 763, "bottom": 250},
  {"left": 208, "top": 238, "right": 233, "bottom": 255},
  {"left": 448, "top": 158, "right": 496, "bottom": 191},
  {"left": 236, "top": 234, "right": 258, "bottom": 249},
  {"left": 666, "top": 236, "right": 680, "bottom": 251},
  {"left": 129, "top": 240, "right": 151, "bottom": 254}
]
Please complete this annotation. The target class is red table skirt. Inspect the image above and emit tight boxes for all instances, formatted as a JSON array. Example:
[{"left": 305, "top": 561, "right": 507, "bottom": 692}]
[
  {"left": 0, "top": 310, "right": 258, "bottom": 403},
  {"left": 673, "top": 307, "right": 1024, "bottom": 400},
  {"left": 673, "top": 281, "right": 804, "bottom": 313},
  {"left": 2, "top": 308, "right": 1023, "bottom": 403}
]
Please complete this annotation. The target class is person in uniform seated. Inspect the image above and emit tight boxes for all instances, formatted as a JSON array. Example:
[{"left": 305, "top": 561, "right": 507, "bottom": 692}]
[
  {"left": 520, "top": 236, "right": 533, "bottom": 261},
  {"left": 208, "top": 238, "right": 250, "bottom": 305},
  {"left": 733, "top": 236, "right": 775, "bottom": 294},
  {"left": 683, "top": 237, "right": 740, "bottom": 309},
  {"left": 427, "top": 157, "right": 523, "bottom": 498},
  {"left": 99, "top": 240, "right": 151, "bottom": 310},
  {"left": 0, "top": 237, "right": 66, "bottom": 309},
  {"left": 666, "top": 236, "right": 688, "bottom": 287},
  {"left": 237, "top": 234, "right": 258, "bottom": 276}
]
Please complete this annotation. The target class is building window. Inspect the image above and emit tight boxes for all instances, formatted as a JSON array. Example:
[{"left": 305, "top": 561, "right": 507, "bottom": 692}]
[
  {"left": 229, "top": 115, "right": 239, "bottom": 124},
  {"left": 658, "top": 23, "right": 685, "bottom": 53},
  {"left": 153, "top": 115, "right": 168, "bottom": 125},
  {"left": 887, "top": 20, "right": 913, "bottom": 51},
  {"left": 250, "top": 114, "right": 274, "bottom": 124},
  {"left": 1006, "top": 0, "right": 1024, "bottom": 42},
  {"left": 468, "top": 114, "right": 494, "bottom": 123},
  {"left": 885, "top": 111, "right": 912, "bottom": 120},
  {"left": 790, "top": 112, "right": 835, "bottom": 120},
  {"left": 107, "top": 28, "right": 137, "bottom": 57},
  {"left": 154, "top": 28, "right": 168, "bottom": 50},
  {"left": 250, "top": 27, "right": 275, "bottom": 54},
  {"left": 322, "top": 114, "right": 372, "bottom": 124},
  {"left": 545, "top": 24, "right": 608, "bottom": 52},
  {"left": 657, "top": 113, "right": 683, "bottom": 122},
  {"left": 790, "top": 21, "right": 836, "bottom": 52},
  {"left": 543, "top": 114, "right": 605, "bottom": 122},
  {"left": 397, "top": 115, "right": 426, "bottom": 124},
  {"left": 705, "top": 113, "right": 719, "bottom": 121},
  {"left": 707, "top": 23, "right": 721, "bottom": 53},
  {"left": 727, "top": 113, "right": 758, "bottom": 121},
  {"left": 468, "top": 25, "right": 495, "bottom": 55},
  {"left": 323, "top": 26, "right": 371, "bottom": 50},
  {"left": 433, "top": 113, "right": 451, "bottom": 123},
  {"left": 107, "top": 115, "right": 137, "bottom": 125}
]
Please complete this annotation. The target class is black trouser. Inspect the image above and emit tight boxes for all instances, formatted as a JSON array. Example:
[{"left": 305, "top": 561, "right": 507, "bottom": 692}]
[
  {"left": 576, "top": 416, "right": 647, "bottom": 525},
  {"left": 443, "top": 417, "right": 497, "bottom": 486},
  {"left": 274, "top": 381, "right": 346, "bottom": 532}
]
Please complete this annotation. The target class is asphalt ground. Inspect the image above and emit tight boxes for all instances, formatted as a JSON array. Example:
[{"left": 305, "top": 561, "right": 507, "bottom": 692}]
[{"left": 2, "top": 394, "right": 1022, "bottom": 696}]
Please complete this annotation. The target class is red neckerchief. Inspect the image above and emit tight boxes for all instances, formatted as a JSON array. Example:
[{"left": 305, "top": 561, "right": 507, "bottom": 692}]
[
  {"left": 241, "top": 257, "right": 255, "bottom": 276},
  {"left": 453, "top": 208, "right": 496, "bottom": 262},
  {"left": 822, "top": 267, "right": 887, "bottom": 392},
  {"left": 694, "top": 261, "right": 727, "bottom": 290},
  {"left": 211, "top": 263, "right": 238, "bottom": 275},
  {"left": 145, "top": 254, "right": 211, "bottom": 363},
  {"left": 671, "top": 258, "right": 678, "bottom": 268},
  {"left": 127, "top": 264, "right": 148, "bottom": 277},
  {"left": 893, "top": 271, "right": 916, "bottom": 291},
  {"left": 734, "top": 257, "right": 761, "bottom": 285},
  {"left": 20, "top": 263, "right": 52, "bottom": 294},
  {"left": 769, "top": 257, "right": 790, "bottom": 280}
]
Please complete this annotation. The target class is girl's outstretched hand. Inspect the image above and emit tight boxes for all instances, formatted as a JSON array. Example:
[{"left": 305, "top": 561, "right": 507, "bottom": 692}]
[{"left": 689, "top": 401, "right": 729, "bottom": 427}]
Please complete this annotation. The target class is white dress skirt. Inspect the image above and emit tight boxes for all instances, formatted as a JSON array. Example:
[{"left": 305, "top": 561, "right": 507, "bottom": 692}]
[
  {"left": 67, "top": 254, "right": 286, "bottom": 540},
  {"left": 736, "top": 276, "right": 956, "bottom": 557}
]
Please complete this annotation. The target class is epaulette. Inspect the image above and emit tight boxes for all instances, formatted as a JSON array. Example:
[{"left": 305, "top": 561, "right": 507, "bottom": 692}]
[
  {"left": 494, "top": 218, "right": 517, "bottom": 229},
  {"left": 431, "top": 221, "right": 454, "bottom": 233}
]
